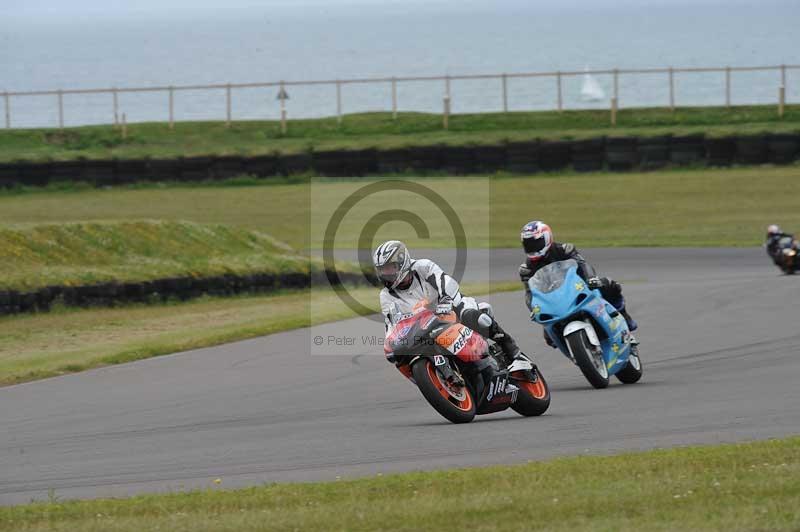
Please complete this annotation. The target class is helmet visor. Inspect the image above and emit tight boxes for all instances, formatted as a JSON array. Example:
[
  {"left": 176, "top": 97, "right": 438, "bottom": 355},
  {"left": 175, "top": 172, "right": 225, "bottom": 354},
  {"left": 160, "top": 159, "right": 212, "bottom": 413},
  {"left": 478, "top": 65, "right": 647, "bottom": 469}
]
[
  {"left": 523, "top": 237, "right": 546, "bottom": 255},
  {"left": 376, "top": 262, "right": 401, "bottom": 283}
]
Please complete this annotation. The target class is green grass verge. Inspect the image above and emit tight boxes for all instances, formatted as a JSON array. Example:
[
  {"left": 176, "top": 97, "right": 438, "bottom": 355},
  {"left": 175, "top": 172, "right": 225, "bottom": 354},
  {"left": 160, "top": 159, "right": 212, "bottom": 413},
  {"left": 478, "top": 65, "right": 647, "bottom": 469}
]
[
  {"left": 0, "top": 281, "right": 518, "bottom": 387},
  {"left": 2, "top": 437, "right": 798, "bottom": 530},
  {"left": 1, "top": 166, "right": 798, "bottom": 249},
  {"left": 0, "top": 220, "right": 344, "bottom": 291},
  {"left": 1, "top": 105, "right": 798, "bottom": 162}
]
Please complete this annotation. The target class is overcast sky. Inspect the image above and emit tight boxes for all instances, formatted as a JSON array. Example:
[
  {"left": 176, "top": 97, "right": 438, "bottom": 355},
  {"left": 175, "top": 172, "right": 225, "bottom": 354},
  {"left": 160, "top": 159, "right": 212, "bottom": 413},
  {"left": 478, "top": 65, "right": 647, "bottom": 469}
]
[{"left": 5, "top": 0, "right": 786, "bottom": 18}]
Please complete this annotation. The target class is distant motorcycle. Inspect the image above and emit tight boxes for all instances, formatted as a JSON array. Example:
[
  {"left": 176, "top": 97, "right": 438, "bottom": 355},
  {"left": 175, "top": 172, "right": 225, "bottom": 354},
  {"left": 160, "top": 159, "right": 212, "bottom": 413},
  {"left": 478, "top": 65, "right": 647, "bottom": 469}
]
[
  {"left": 528, "top": 259, "right": 643, "bottom": 389},
  {"left": 772, "top": 236, "right": 799, "bottom": 275},
  {"left": 385, "top": 299, "right": 550, "bottom": 424}
]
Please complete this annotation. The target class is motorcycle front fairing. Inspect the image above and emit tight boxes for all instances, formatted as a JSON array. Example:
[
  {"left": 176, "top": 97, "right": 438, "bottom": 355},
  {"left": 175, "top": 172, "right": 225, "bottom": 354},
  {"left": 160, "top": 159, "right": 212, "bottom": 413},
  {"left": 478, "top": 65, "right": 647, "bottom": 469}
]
[{"left": 528, "top": 261, "right": 632, "bottom": 375}]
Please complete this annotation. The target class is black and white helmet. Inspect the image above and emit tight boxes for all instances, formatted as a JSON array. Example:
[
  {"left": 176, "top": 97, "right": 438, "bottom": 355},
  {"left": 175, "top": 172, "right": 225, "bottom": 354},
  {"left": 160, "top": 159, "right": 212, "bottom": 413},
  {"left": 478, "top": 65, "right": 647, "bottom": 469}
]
[{"left": 373, "top": 240, "right": 412, "bottom": 289}]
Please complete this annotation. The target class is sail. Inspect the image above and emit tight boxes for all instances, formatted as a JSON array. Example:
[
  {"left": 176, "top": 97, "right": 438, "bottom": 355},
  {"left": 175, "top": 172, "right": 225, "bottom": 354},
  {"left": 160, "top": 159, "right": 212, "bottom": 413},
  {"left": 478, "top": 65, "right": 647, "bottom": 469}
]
[{"left": 581, "top": 69, "right": 606, "bottom": 102}]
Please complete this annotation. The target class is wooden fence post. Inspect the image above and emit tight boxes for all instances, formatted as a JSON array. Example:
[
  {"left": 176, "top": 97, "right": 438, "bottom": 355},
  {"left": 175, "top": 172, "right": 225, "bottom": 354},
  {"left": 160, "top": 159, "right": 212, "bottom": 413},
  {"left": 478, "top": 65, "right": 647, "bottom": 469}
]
[
  {"left": 668, "top": 67, "right": 675, "bottom": 112},
  {"left": 57, "top": 90, "right": 64, "bottom": 129},
  {"left": 336, "top": 80, "right": 342, "bottom": 125},
  {"left": 168, "top": 86, "right": 175, "bottom": 130},
  {"left": 502, "top": 73, "right": 508, "bottom": 113},
  {"left": 556, "top": 71, "right": 563, "bottom": 112},
  {"left": 226, "top": 84, "right": 232, "bottom": 127},
  {"left": 611, "top": 97, "right": 618, "bottom": 126},
  {"left": 391, "top": 77, "right": 397, "bottom": 120},
  {"left": 725, "top": 67, "right": 731, "bottom": 108},
  {"left": 112, "top": 88, "right": 119, "bottom": 126},
  {"left": 3, "top": 92, "right": 10, "bottom": 129}
]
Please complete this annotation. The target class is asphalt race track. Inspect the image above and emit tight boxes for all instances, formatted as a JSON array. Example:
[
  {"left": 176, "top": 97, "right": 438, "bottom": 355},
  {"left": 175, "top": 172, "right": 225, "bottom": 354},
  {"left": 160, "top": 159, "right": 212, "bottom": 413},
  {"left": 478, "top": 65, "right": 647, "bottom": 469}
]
[{"left": 2, "top": 248, "right": 799, "bottom": 505}]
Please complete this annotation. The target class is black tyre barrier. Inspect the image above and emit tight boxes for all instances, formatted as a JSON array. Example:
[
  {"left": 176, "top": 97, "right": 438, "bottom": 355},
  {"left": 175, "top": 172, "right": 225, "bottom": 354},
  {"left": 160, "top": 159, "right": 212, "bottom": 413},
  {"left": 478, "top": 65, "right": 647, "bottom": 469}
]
[
  {"left": 670, "top": 134, "right": 706, "bottom": 165},
  {"left": 442, "top": 145, "right": 476, "bottom": 175},
  {"left": 766, "top": 133, "right": 800, "bottom": 164},
  {"left": 81, "top": 160, "right": 118, "bottom": 185},
  {"left": 606, "top": 137, "right": 639, "bottom": 172},
  {"left": 20, "top": 163, "right": 52, "bottom": 187},
  {"left": 244, "top": 155, "right": 279, "bottom": 177},
  {"left": 278, "top": 153, "right": 313, "bottom": 176},
  {"left": 0, "top": 269, "right": 373, "bottom": 317},
  {"left": 313, "top": 149, "right": 377, "bottom": 177},
  {"left": 49, "top": 161, "right": 86, "bottom": 182},
  {"left": 571, "top": 138, "right": 606, "bottom": 172},
  {"left": 376, "top": 148, "right": 411, "bottom": 174},
  {"left": 473, "top": 145, "right": 507, "bottom": 173},
  {"left": 115, "top": 159, "right": 150, "bottom": 184},
  {"left": 146, "top": 159, "right": 182, "bottom": 181},
  {"left": 705, "top": 137, "right": 737, "bottom": 167},
  {"left": 407, "top": 145, "right": 445, "bottom": 171},
  {"left": 211, "top": 156, "right": 245, "bottom": 179},
  {"left": 506, "top": 141, "right": 540, "bottom": 173},
  {"left": 179, "top": 157, "right": 213, "bottom": 181},
  {"left": 736, "top": 135, "right": 769, "bottom": 165},
  {"left": 637, "top": 136, "right": 671, "bottom": 169},
  {"left": 539, "top": 141, "right": 571, "bottom": 171},
  {"left": 4, "top": 131, "right": 800, "bottom": 189}
]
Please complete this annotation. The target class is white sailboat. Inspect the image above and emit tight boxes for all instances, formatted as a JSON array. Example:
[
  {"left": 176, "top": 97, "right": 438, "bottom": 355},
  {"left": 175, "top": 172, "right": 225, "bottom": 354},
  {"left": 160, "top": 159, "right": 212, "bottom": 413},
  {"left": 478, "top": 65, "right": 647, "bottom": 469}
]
[{"left": 580, "top": 67, "right": 606, "bottom": 102}]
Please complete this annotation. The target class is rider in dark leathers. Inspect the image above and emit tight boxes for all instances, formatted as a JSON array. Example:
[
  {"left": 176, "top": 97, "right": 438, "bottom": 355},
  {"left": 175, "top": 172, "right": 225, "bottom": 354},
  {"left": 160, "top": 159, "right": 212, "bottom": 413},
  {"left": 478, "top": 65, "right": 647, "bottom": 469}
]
[
  {"left": 516, "top": 221, "right": 638, "bottom": 347},
  {"left": 765, "top": 224, "right": 795, "bottom": 267}
]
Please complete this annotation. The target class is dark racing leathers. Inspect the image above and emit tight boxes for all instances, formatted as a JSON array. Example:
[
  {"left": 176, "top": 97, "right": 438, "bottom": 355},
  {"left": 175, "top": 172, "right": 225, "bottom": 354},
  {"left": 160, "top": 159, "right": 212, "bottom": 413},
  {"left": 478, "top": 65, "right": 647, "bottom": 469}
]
[
  {"left": 766, "top": 233, "right": 795, "bottom": 266},
  {"left": 380, "top": 259, "right": 524, "bottom": 363},
  {"left": 519, "top": 243, "right": 637, "bottom": 346}
]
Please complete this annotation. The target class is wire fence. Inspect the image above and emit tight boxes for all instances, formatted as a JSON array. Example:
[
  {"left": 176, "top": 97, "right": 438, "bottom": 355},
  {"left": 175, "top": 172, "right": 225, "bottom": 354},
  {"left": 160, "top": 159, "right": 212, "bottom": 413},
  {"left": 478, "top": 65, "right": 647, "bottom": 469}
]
[{"left": 3, "top": 63, "right": 799, "bottom": 130}]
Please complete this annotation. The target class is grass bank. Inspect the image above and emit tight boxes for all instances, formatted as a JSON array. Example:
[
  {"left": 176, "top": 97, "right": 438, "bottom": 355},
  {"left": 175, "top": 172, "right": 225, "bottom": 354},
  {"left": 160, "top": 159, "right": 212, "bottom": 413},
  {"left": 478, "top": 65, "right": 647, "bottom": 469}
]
[
  {"left": 1, "top": 105, "right": 798, "bottom": 162},
  {"left": 0, "top": 281, "right": 518, "bottom": 387},
  {"left": 1, "top": 166, "right": 798, "bottom": 248},
  {"left": 0, "top": 220, "right": 343, "bottom": 291},
  {"left": 2, "top": 437, "right": 798, "bottom": 530}
]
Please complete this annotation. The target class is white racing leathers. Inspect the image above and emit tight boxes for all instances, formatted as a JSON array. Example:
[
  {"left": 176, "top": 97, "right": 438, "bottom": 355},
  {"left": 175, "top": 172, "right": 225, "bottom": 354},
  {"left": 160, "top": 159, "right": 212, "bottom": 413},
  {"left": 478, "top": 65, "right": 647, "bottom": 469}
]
[
  {"left": 379, "top": 259, "right": 523, "bottom": 359},
  {"left": 379, "top": 259, "right": 476, "bottom": 330}
]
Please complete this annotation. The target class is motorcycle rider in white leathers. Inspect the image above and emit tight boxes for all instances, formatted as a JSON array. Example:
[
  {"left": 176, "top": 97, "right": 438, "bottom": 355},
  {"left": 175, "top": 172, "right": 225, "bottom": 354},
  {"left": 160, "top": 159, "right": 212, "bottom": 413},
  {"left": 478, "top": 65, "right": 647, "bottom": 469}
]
[{"left": 374, "top": 240, "right": 531, "bottom": 365}]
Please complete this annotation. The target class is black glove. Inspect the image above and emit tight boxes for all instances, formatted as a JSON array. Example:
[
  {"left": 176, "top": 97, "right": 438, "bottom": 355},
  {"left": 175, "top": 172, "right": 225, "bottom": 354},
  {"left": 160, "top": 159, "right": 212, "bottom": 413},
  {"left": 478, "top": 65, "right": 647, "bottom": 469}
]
[
  {"left": 587, "top": 277, "right": 607, "bottom": 290},
  {"left": 519, "top": 263, "right": 533, "bottom": 282}
]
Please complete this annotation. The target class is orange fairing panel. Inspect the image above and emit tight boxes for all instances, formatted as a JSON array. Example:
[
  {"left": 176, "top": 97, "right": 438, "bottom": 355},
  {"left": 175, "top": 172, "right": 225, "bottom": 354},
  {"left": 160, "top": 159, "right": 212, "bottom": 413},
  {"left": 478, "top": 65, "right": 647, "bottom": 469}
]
[
  {"left": 435, "top": 324, "right": 467, "bottom": 350},
  {"left": 435, "top": 324, "right": 486, "bottom": 362}
]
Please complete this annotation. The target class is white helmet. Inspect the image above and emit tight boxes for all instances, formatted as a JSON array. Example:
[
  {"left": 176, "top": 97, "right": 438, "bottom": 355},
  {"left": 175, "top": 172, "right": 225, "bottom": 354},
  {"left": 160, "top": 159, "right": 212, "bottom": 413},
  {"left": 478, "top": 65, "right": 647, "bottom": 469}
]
[{"left": 373, "top": 240, "right": 412, "bottom": 289}]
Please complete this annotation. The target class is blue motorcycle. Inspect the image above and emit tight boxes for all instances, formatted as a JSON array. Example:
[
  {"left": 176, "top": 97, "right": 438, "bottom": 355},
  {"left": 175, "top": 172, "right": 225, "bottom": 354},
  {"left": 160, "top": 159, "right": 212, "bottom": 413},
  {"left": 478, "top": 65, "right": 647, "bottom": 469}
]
[{"left": 528, "top": 259, "right": 643, "bottom": 389}]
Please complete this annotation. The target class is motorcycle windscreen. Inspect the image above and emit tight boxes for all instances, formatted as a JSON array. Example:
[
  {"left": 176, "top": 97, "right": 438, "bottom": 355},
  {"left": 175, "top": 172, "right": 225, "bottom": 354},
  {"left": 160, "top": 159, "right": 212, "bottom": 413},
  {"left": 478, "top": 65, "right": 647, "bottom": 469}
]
[{"left": 529, "top": 259, "right": 578, "bottom": 293}]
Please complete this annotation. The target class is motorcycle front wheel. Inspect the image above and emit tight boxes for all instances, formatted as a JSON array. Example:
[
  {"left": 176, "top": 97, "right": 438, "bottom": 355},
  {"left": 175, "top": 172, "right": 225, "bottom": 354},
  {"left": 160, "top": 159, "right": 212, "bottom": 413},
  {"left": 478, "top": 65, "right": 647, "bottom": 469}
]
[
  {"left": 412, "top": 358, "right": 476, "bottom": 424},
  {"left": 510, "top": 368, "right": 550, "bottom": 416},
  {"left": 565, "top": 329, "right": 610, "bottom": 389}
]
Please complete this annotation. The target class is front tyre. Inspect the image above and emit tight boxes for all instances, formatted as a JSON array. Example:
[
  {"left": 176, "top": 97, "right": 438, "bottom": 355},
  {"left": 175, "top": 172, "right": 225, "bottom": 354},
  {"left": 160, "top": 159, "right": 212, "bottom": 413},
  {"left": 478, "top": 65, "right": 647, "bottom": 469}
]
[
  {"left": 510, "top": 369, "right": 550, "bottom": 416},
  {"left": 565, "top": 330, "right": 609, "bottom": 389},
  {"left": 615, "top": 348, "right": 643, "bottom": 384},
  {"left": 412, "top": 358, "right": 476, "bottom": 424}
]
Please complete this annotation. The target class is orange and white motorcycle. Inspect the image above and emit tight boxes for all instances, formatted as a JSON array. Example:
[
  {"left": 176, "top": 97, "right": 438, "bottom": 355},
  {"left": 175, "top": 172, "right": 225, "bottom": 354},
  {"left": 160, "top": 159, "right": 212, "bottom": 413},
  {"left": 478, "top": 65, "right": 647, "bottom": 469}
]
[{"left": 385, "top": 300, "right": 550, "bottom": 424}]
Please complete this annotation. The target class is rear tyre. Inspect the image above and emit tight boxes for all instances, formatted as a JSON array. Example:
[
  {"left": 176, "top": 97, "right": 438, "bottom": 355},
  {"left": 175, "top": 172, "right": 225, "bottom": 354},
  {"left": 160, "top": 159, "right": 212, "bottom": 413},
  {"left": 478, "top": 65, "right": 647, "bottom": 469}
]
[
  {"left": 615, "top": 349, "right": 643, "bottom": 384},
  {"left": 412, "top": 358, "right": 476, "bottom": 424},
  {"left": 565, "top": 330, "right": 609, "bottom": 389},
  {"left": 510, "top": 369, "right": 550, "bottom": 416}
]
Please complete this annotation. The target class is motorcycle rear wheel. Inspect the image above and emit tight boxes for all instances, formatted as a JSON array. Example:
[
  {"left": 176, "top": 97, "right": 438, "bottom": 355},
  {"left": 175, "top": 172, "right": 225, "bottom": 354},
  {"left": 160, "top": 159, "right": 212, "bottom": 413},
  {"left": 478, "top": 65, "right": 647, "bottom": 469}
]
[
  {"left": 510, "top": 369, "right": 550, "bottom": 416},
  {"left": 412, "top": 358, "right": 476, "bottom": 424},
  {"left": 566, "top": 330, "right": 610, "bottom": 389}
]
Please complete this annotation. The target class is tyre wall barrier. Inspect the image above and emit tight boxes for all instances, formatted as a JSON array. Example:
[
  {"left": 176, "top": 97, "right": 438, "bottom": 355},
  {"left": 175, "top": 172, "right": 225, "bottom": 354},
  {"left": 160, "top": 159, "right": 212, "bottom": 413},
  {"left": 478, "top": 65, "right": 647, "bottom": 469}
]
[
  {"left": 0, "top": 269, "right": 376, "bottom": 317},
  {"left": 1, "top": 133, "right": 798, "bottom": 187}
]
